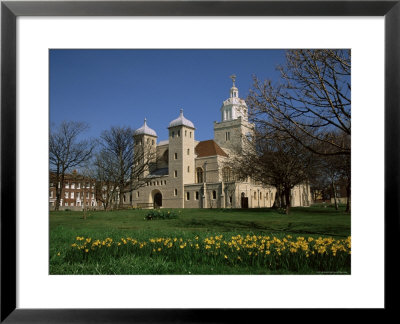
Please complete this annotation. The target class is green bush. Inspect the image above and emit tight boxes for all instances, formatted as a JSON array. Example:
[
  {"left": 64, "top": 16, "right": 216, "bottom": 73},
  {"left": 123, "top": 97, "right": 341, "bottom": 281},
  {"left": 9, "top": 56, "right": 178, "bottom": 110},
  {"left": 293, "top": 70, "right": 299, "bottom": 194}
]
[{"left": 144, "top": 209, "right": 179, "bottom": 220}]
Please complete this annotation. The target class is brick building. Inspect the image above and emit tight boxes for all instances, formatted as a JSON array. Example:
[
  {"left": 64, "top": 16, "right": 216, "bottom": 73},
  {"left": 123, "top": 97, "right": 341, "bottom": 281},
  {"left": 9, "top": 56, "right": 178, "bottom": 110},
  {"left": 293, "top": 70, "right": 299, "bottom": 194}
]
[{"left": 49, "top": 171, "right": 99, "bottom": 210}]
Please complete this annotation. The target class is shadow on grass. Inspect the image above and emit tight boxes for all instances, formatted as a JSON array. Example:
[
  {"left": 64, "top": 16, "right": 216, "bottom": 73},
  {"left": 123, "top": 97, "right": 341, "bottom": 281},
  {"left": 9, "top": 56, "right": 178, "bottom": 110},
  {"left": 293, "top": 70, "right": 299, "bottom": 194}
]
[
  {"left": 179, "top": 218, "right": 349, "bottom": 237},
  {"left": 211, "top": 206, "right": 348, "bottom": 216}
]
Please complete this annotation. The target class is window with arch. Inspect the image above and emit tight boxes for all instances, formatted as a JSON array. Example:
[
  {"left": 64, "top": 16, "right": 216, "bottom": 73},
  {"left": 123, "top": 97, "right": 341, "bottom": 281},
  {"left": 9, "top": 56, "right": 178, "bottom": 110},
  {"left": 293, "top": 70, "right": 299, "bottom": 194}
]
[
  {"left": 212, "top": 190, "right": 217, "bottom": 200},
  {"left": 254, "top": 192, "right": 257, "bottom": 200},
  {"left": 222, "top": 167, "right": 233, "bottom": 182},
  {"left": 196, "top": 167, "right": 203, "bottom": 183}
]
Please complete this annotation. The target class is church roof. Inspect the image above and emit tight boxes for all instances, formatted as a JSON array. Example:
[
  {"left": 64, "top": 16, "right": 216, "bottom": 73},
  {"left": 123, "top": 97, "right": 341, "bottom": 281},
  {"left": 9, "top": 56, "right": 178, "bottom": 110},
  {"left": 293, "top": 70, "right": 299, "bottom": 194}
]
[
  {"left": 134, "top": 118, "right": 157, "bottom": 137},
  {"left": 157, "top": 140, "right": 169, "bottom": 146},
  {"left": 146, "top": 167, "right": 169, "bottom": 178},
  {"left": 168, "top": 109, "right": 195, "bottom": 129},
  {"left": 195, "top": 140, "right": 228, "bottom": 158}
]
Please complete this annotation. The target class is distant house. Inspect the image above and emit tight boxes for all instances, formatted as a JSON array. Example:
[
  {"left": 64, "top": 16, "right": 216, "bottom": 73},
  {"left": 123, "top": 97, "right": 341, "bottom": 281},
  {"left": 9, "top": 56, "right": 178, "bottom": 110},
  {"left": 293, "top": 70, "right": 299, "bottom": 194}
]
[{"left": 49, "top": 171, "right": 99, "bottom": 210}]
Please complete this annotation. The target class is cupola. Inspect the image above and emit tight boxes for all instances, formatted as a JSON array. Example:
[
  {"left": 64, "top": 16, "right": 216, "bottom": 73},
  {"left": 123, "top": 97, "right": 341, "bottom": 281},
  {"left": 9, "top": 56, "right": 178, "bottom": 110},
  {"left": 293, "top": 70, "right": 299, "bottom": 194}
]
[
  {"left": 168, "top": 109, "right": 195, "bottom": 129},
  {"left": 134, "top": 118, "right": 157, "bottom": 137}
]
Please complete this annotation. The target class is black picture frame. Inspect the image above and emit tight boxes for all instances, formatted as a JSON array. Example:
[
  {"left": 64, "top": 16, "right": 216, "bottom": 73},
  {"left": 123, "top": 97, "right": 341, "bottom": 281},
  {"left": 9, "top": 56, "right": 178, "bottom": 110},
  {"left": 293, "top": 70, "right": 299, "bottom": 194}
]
[{"left": 1, "top": 0, "right": 398, "bottom": 322}]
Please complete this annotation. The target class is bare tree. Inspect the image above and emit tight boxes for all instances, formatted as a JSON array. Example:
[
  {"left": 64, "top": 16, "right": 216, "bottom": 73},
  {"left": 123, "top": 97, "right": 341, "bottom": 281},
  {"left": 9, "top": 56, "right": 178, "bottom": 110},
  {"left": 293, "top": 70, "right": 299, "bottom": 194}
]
[
  {"left": 97, "top": 126, "right": 157, "bottom": 209},
  {"left": 248, "top": 49, "right": 351, "bottom": 156},
  {"left": 90, "top": 150, "right": 121, "bottom": 210},
  {"left": 311, "top": 132, "right": 351, "bottom": 212},
  {"left": 226, "top": 131, "right": 314, "bottom": 214},
  {"left": 49, "top": 121, "right": 95, "bottom": 211}
]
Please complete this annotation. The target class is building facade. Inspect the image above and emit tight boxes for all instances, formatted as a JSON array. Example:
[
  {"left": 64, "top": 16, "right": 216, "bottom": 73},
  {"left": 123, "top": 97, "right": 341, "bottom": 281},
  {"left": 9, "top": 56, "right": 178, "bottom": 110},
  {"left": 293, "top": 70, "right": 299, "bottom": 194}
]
[
  {"left": 49, "top": 171, "right": 99, "bottom": 210},
  {"left": 126, "top": 76, "right": 312, "bottom": 209}
]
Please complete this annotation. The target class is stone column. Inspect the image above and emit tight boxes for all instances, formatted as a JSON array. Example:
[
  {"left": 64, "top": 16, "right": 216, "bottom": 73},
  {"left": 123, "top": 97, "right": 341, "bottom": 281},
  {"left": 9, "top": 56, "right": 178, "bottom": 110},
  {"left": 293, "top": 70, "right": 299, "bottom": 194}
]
[
  {"left": 220, "top": 181, "right": 225, "bottom": 208},
  {"left": 202, "top": 183, "right": 207, "bottom": 208}
]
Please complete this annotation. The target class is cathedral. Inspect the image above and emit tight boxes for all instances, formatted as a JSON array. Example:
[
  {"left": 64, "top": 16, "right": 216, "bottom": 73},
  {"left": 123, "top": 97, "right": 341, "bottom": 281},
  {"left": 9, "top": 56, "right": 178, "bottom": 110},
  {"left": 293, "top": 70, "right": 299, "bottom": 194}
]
[{"left": 128, "top": 76, "right": 312, "bottom": 209}]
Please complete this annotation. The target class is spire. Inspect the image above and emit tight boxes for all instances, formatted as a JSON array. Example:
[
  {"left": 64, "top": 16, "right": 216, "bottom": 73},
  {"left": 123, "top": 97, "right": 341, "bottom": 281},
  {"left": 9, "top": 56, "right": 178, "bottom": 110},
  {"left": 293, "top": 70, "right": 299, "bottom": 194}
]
[
  {"left": 229, "top": 74, "right": 238, "bottom": 98},
  {"left": 230, "top": 74, "right": 236, "bottom": 87},
  {"left": 220, "top": 74, "right": 248, "bottom": 122}
]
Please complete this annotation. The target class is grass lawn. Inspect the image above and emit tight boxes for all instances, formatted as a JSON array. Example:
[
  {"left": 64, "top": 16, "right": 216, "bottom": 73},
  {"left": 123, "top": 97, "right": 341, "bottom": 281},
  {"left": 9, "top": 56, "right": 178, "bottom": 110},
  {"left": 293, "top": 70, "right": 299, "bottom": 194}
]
[{"left": 50, "top": 205, "right": 351, "bottom": 275}]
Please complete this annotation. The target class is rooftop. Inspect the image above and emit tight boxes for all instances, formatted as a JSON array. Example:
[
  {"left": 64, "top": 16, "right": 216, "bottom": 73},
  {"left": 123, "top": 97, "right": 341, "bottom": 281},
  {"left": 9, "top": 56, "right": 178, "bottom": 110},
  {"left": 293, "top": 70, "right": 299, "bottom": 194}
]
[
  {"left": 168, "top": 109, "right": 195, "bottom": 129},
  {"left": 195, "top": 140, "right": 228, "bottom": 158},
  {"left": 134, "top": 118, "right": 157, "bottom": 137}
]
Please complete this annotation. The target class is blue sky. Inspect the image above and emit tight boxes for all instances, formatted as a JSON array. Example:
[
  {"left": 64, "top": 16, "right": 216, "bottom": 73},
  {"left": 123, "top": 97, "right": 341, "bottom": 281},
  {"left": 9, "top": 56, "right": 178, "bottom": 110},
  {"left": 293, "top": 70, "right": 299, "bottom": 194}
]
[{"left": 50, "top": 49, "right": 286, "bottom": 142}]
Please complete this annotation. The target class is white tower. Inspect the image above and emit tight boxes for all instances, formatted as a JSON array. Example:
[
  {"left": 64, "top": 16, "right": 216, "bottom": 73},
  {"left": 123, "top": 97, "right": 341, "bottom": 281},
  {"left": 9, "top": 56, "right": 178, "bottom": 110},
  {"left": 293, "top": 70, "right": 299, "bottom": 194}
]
[
  {"left": 214, "top": 75, "right": 254, "bottom": 153},
  {"left": 133, "top": 118, "right": 157, "bottom": 178},
  {"left": 220, "top": 74, "right": 248, "bottom": 122},
  {"left": 167, "top": 109, "right": 195, "bottom": 207}
]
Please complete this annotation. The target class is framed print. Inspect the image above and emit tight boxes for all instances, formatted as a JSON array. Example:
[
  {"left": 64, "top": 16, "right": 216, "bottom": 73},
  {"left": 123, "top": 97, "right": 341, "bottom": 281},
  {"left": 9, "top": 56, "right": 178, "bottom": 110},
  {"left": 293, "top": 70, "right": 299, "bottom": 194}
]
[{"left": 1, "top": 0, "right": 398, "bottom": 322}]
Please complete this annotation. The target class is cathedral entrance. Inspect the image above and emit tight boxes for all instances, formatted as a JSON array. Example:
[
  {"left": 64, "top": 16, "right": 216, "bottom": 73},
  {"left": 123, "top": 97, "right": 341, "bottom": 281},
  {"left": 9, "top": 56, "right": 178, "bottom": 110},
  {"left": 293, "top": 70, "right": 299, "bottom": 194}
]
[
  {"left": 153, "top": 192, "right": 162, "bottom": 209},
  {"left": 241, "top": 192, "right": 248, "bottom": 208}
]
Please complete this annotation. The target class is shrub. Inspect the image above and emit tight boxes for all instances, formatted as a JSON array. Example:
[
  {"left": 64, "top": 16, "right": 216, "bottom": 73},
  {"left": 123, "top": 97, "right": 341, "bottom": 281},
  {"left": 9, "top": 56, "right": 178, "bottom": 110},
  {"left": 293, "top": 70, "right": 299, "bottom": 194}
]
[{"left": 144, "top": 209, "right": 178, "bottom": 220}]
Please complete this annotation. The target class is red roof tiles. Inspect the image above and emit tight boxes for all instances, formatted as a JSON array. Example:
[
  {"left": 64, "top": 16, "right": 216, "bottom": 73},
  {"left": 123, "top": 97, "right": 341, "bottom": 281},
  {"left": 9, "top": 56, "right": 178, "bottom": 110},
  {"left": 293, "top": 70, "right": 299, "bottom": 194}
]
[{"left": 195, "top": 140, "right": 228, "bottom": 158}]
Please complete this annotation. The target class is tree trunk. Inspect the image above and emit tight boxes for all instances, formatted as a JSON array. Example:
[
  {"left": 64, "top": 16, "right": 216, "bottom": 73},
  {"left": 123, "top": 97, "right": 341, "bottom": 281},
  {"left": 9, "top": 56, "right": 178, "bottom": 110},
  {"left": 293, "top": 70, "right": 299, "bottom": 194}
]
[
  {"left": 55, "top": 172, "right": 65, "bottom": 211},
  {"left": 272, "top": 191, "right": 278, "bottom": 208},
  {"left": 284, "top": 188, "right": 291, "bottom": 215},
  {"left": 83, "top": 185, "right": 86, "bottom": 220},
  {"left": 331, "top": 181, "right": 338, "bottom": 210},
  {"left": 345, "top": 182, "right": 351, "bottom": 213}
]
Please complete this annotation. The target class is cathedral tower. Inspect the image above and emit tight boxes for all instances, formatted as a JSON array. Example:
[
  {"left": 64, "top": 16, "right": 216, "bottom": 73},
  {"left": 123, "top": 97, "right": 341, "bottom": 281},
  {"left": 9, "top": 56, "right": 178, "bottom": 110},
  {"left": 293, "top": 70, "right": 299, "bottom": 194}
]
[
  {"left": 214, "top": 75, "right": 254, "bottom": 153},
  {"left": 167, "top": 109, "right": 195, "bottom": 207},
  {"left": 133, "top": 118, "right": 157, "bottom": 178}
]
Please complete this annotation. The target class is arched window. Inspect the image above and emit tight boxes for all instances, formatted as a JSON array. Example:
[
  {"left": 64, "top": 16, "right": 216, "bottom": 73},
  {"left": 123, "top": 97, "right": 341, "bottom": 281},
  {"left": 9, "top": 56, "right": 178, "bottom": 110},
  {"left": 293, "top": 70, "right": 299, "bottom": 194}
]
[
  {"left": 212, "top": 190, "right": 217, "bottom": 200},
  {"left": 222, "top": 167, "right": 233, "bottom": 182},
  {"left": 196, "top": 167, "right": 203, "bottom": 183}
]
